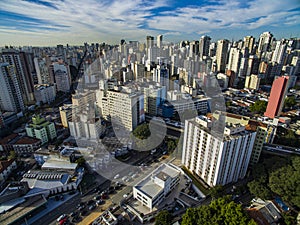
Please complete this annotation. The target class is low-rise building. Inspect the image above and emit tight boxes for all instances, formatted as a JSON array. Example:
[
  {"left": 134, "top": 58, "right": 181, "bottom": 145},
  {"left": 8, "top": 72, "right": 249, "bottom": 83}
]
[
  {"left": 0, "top": 159, "right": 17, "bottom": 182},
  {"left": 25, "top": 115, "right": 57, "bottom": 145},
  {"left": 133, "top": 163, "right": 181, "bottom": 211},
  {"left": 0, "top": 133, "right": 41, "bottom": 155}
]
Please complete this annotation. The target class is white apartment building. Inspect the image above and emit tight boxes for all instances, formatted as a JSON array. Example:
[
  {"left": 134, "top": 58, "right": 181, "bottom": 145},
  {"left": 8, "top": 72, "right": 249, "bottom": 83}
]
[
  {"left": 245, "top": 74, "right": 261, "bottom": 90},
  {"left": 182, "top": 115, "right": 256, "bottom": 187},
  {"left": 106, "top": 88, "right": 145, "bottom": 131},
  {"left": 53, "top": 62, "right": 71, "bottom": 92},
  {"left": 68, "top": 110, "right": 104, "bottom": 141},
  {"left": 133, "top": 163, "right": 180, "bottom": 211},
  {"left": 34, "top": 84, "right": 56, "bottom": 104}
]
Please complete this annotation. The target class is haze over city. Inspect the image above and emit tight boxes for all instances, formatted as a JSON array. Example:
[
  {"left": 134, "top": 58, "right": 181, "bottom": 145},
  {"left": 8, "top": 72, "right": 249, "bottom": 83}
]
[{"left": 0, "top": 0, "right": 300, "bottom": 46}]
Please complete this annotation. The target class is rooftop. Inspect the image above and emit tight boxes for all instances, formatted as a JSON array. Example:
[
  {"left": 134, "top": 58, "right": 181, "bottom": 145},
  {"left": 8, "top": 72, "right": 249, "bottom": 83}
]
[{"left": 134, "top": 164, "right": 180, "bottom": 199}]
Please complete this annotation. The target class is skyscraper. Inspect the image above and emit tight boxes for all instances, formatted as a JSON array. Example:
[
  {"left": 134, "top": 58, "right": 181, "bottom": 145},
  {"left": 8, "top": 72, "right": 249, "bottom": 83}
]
[
  {"left": 199, "top": 35, "right": 211, "bottom": 59},
  {"left": 243, "top": 36, "right": 255, "bottom": 54},
  {"left": 1, "top": 50, "right": 35, "bottom": 104},
  {"left": 0, "top": 63, "right": 25, "bottom": 112},
  {"left": 216, "top": 39, "right": 229, "bottom": 72},
  {"left": 182, "top": 115, "right": 256, "bottom": 187},
  {"left": 157, "top": 35, "right": 163, "bottom": 48},
  {"left": 257, "top": 32, "right": 273, "bottom": 57},
  {"left": 264, "top": 76, "right": 289, "bottom": 118},
  {"left": 227, "top": 47, "right": 242, "bottom": 74},
  {"left": 146, "top": 36, "right": 154, "bottom": 49}
]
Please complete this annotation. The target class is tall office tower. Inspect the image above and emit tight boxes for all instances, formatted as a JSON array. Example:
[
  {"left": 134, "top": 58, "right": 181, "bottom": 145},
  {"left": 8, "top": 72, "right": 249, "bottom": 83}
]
[
  {"left": 107, "top": 89, "right": 145, "bottom": 131},
  {"left": 227, "top": 47, "right": 242, "bottom": 74},
  {"left": 199, "top": 35, "right": 211, "bottom": 59},
  {"left": 264, "top": 76, "right": 289, "bottom": 119},
  {"left": 1, "top": 51, "right": 35, "bottom": 103},
  {"left": 216, "top": 39, "right": 229, "bottom": 72},
  {"left": 143, "top": 85, "right": 166, "bottom": 116},
  {"left": 53, "top": 62, "right": 71, "bottom": 92},
  {"left": 146, "top": 36, "right": 154, "bottom": 49},
  {"left": 56, "top": 44, "right": 66, "bottom": 61},
  {"left": 257, "top": 31, "right": 273, "bottom": 57},
  {"left": 157, "top": 35, "right": 163, "bottom": 48},
  {"left": 182, "top": 115, "right": 256, "bottom": 187},
  {"left": 189, "top": 41, "right": 199, "bottom": 57},
  {"left": 0, "top": 63, "right": 25, "bottom": 112},
  {"left": 243, "top": 36, "right": 255, "bottom": 54},
  {"left": 271, "top": 39, "right": 287, "bottom": 65}
]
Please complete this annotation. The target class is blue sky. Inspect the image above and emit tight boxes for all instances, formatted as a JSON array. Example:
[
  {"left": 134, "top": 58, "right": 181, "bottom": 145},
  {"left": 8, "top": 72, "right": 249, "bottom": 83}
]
[{"left": 0, "top": 0, "right": 299, "bottom": 46}]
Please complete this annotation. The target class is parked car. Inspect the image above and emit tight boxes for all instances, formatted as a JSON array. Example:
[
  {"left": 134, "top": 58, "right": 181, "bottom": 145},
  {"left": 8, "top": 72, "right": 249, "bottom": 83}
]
[{"left": 89, "top": 204, "right": 96, "bottom": 211}]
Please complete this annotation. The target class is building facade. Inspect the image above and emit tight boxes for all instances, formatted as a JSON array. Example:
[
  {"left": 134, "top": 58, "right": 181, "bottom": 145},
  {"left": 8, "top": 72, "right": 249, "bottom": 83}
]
[
  {"left": 264, "top": 76, "right": 289, "bottom": 118},
  {"left": 182, "top": 115, "right": 256, "bottom": 187},
  {"left": 26, "top": 115, "right": 57, "bottom": 145}
]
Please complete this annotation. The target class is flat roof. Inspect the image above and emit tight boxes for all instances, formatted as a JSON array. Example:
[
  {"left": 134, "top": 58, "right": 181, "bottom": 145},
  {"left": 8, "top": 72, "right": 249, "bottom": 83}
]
[
  {"left": 134, "top": 164, "right": 180, "bottom": 199},
  {"left": 41, "top": 160, "right": 78, "bottom": 170},
  {"left": 0, "top": 195, "right": 47, "bottom": 225}
]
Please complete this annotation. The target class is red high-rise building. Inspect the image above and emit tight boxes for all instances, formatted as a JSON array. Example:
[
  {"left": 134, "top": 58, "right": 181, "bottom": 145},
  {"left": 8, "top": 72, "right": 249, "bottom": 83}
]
[{"left": 264, "top": 76, "right": 289, "bottom": 118}]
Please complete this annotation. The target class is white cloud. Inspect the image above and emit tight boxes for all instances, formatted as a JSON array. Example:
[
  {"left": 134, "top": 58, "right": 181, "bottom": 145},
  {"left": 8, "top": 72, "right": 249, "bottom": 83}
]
[{"left": 0, "top": 0, "right": 299, "bottom": 45}]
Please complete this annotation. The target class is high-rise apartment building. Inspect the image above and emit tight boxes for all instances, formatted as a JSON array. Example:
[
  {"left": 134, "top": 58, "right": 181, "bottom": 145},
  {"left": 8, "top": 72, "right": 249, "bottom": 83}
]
[
  {"left": 227, "top": 47, "right": 242, "bottom": 74},
  {"left": 199, "top": 35, "right": 211, "bottom": 59},
  {"left": 146, "top": 36, "right": 154, "bottom": 49},
  {"left": 243, "top": 36, "right": 255, "bottom": 54},
  {"left": 264, "top": 76, "right": 289, "bottom": 118},
  {"left": 216, "top": 39, "right": 229, "bottom": 72},
  {"left": 271, "top": 39, "right": 287, "bottom": 65},
  {"left": 53, "top": 62, "right": 71, "bottom": 92},
  {"left": 257, "top": 32, "right": 273, "bottom": 57},
  {"left": 157, "top": 35, "right": 163, "bottom": 48},
  {"left": 244, "top": 74, "right": 261, "bottom": 90},
  {"left": 1, "top": 50, "right": 35, "bottom": 103},
  {"left": 0, "top": 63, "right": 25, "bottom": 112},
  {"left": 182, "top": 115, "right": 256, "bottom": 187},
  {"left": 107, "top": 88, "right": 145, "bottom": 131}
]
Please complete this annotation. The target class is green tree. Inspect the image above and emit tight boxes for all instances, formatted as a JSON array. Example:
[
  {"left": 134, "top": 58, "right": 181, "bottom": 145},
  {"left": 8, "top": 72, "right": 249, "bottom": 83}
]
[
  {"left": 269, "top": 164, "right": 300, "bottom": 208},
  {"left": 284, "top": 96, "right": 296, "bottom": 109},
  {"left": 8, "top": 150, "right": 16, "bottom": 160},
  {"left": 155, "top": 210, "right": 172, "bottom": 225},
  {"left": 132, "top": 123, "right": 151, "bottom": 140},
  {"left": 247, "top": 180, "right": 272, "bottom": 200},
  {"left": 249, "top": 100, "right": 267, "bottom": 114},
  {"left": 181, "top": 197, "right": 256, "bottom": 225},
  {"left": 209, "top": 185, "right": 224, "bottom": 199},
  {"left": 75, "top": 157, "right": 86, "bottom": 166}
]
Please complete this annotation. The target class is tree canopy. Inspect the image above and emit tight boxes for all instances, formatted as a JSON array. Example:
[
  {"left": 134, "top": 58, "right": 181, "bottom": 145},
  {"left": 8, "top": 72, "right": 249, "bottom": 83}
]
[
  {"left": 181, "top": 196, "right": 256, "bottom": 225},
  {"left": 248, "top": 155, "right": 300, "bottom": 209},
  {"left": 249, "top": 100, "right": 267, "bottom": 114},
  {"left": 155, "top": 210, "right": 172, "bottom": 225},
  {"left": 132, "top": 123, "right": 151, "bottom": 140},
  {"left": 284, "top": 96, "right": 296, "bottom": 109}
]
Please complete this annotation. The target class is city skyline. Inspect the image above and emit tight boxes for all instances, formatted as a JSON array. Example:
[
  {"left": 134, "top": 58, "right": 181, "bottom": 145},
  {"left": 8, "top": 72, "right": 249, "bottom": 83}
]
[{"left": 0, "top": 0, "right": 300, "bottom": 46}]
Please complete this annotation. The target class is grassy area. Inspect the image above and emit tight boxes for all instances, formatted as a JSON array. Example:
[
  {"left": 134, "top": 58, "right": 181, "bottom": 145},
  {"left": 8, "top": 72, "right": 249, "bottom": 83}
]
[{"left": 182, "top": 166, "right": 210, "bottom": 195}]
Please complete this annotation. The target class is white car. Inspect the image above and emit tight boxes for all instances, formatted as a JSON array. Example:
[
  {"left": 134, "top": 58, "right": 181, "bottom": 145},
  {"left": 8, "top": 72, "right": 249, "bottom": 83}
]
[{"left": 114, "top": 174, "right": 120, "bottom": 179}]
